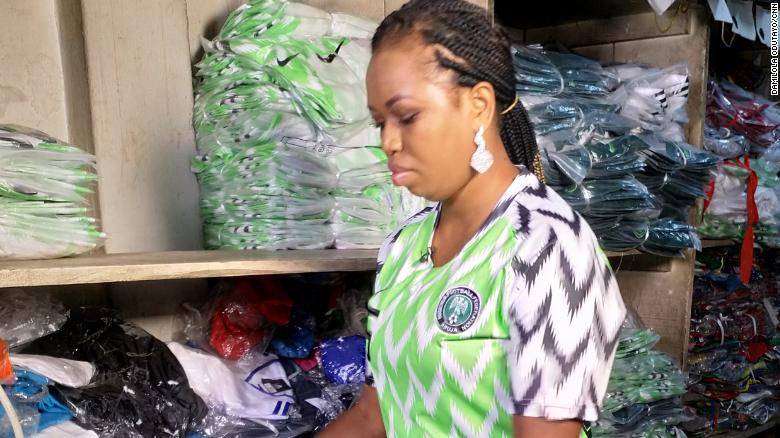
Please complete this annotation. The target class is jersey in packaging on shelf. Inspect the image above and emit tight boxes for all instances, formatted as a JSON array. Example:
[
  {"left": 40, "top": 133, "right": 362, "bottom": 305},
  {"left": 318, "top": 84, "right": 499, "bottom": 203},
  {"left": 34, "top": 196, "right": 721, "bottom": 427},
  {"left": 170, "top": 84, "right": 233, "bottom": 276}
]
[
  {"left": 0, "top": 124, "right": 104, "bottom": 259},
  {"left": 192, "top": 0, "right": 425, "bottom": 251}
]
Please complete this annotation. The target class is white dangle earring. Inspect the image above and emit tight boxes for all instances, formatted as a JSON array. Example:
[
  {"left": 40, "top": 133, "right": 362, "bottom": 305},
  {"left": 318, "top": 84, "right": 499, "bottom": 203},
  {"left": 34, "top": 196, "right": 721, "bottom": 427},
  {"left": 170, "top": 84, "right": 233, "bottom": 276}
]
[{"left": 470, "top": 126, "right": 494, "bottom": 174}]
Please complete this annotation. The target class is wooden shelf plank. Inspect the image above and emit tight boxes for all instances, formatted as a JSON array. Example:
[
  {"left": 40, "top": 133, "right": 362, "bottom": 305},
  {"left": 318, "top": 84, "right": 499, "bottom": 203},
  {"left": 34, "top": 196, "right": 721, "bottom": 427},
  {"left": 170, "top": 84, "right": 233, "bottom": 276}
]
[
  {"left": 0, "top": 249, "right": 378, "bottom": 288},
  {"left": 701, "top": 239, "right": 737, "bottom": 249}
]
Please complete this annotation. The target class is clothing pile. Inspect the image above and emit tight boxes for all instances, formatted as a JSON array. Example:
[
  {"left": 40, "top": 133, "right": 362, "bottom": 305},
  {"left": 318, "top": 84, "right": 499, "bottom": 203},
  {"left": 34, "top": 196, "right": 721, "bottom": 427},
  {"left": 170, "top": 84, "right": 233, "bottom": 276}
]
[
  {"left": 514, "top": 46, "right": 717, "bottom": 256},
  {"left": 683, "top": 250, "right": 780, "bottom": 435},
  {"left": 0, "top": 274, "right": 373, "bottom": 437},
  {"left": 699, "top": 81, "right": 780, "bottom": 252},
  {"left": 0, "top": 124, "right": 104, "bottom": 259},
  {"left": 182, "top": 273, "right": 370, "bottom": 436},
  {"left": 593, "top": 321, "right": 688, "bottom": 437},
  {"left": 192, "top": 0, "right": 424, "bottom": 250}
]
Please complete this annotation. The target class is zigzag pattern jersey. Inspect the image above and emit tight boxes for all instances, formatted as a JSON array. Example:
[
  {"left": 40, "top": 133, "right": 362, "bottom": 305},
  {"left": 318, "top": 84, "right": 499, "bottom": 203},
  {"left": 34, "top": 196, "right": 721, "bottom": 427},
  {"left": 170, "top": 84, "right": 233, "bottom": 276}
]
[{"left": 366, "top": 173, "right": 626, "bottom": 438}]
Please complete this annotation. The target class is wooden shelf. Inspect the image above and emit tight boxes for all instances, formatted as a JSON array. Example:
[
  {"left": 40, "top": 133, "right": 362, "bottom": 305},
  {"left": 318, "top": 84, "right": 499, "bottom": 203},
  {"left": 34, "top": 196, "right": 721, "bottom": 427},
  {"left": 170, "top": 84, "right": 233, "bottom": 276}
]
[
  {"left": 0, "top": 250, "right": 378, "bottom": 288},
  {"left": 701, "top": 239, "right": 738, "bottom": 249}
]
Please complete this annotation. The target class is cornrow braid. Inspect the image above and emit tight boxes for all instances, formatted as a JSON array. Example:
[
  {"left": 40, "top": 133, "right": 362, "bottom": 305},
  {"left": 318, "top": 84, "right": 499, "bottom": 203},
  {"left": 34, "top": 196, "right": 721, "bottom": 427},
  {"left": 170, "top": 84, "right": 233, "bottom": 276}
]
[{"left": 372, "top": 0, "right": 545, "bottom": 182}]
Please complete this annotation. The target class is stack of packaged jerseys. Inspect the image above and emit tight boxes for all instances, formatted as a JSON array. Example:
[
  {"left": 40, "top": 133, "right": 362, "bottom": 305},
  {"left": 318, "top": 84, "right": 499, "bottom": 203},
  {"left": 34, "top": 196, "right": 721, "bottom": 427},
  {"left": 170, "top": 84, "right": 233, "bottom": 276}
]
[
  {"left": 683, "top": 252, "right": 780, "bottom": 435},
  {"left": 192, "top": 0, "right": 424, "bottom": 250},
  {"left": 593, "top": 323, "right": 687, "bottom": 437},
  {"left": 699, "top": 81, "right": 780, "bottom": 252},
  {"left": 0, "top": 124, "right": 104, "bottom": 259},
  {"left": 515, "top": 46, "right": 716, "bottom": 256}
]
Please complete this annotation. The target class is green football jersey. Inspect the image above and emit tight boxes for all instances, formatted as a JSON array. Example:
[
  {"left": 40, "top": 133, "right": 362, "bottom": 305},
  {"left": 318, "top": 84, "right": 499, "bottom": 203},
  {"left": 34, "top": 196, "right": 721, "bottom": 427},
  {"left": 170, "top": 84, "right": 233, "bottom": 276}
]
[{"left": 366, "top": 173, "right": 626, "bottom": 437}]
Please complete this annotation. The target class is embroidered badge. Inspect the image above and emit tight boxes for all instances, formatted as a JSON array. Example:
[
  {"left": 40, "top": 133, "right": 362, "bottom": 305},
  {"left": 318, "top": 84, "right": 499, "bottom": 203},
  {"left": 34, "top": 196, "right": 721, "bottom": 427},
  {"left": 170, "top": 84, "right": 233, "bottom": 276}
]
[{"left": 436, "top": 287, "right": 481, "bottom": 333}]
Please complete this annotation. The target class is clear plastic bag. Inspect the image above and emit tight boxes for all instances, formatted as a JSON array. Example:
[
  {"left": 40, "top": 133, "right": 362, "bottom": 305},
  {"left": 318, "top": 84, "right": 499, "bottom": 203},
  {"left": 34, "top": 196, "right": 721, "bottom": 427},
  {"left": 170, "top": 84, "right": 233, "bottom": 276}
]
[
  {"left": 0, "top": 125, "right": 104, "bottom": 260},
  {"left": 555, "top": 177, "right": 657, "bottom": 218},
  {"left": 318, "top": 335, "right": 366, "bottom": 385},
  {"left": 707, "top": 80, "right": 780, "bottom": 149},
  {"left": 640, "top": 219, "right": 701, "bottom": 257},
  {"left": 512, "top": 45, "right": 619, "bottom": 97},
  {"left": 608, "top": 64, "right": 690, "bottom": 132},
  {"left": 0, "top": 289, "right": 67, "bottom": 350},
  {"left": 20, "top": 307, "right": 207, "bottom": 438},
  {"left": 188, "top": 402, "right": 312, "bottom": 438},
  {"left": 192, "top": 1, "right": 423, "bottom": 251},
  {"left": 184, "top": 278, "right": 293, "bottom": 361},
  {"left": 704, "top": 127, "right": 749, "bottom": 159}
]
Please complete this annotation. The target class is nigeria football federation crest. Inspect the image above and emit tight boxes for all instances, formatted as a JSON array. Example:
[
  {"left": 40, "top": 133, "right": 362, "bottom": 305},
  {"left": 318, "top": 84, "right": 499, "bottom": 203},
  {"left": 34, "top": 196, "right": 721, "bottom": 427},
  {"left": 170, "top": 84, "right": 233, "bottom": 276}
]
[{"left": 436, "top": 287, "right": 481, "bottom": 333}]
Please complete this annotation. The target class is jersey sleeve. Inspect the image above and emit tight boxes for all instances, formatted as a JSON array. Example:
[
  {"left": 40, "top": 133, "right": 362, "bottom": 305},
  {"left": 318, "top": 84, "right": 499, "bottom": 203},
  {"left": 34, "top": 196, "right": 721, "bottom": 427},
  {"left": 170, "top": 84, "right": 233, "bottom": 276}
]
[{"left": 504, "top": 219, "right": 626, "bottom": 422}]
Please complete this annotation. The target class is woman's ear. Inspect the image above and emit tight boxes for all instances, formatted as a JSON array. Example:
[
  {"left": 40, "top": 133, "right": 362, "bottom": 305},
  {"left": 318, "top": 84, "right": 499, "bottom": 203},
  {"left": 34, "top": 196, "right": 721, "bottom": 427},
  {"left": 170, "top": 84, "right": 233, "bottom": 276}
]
[{"left": 469, "top": 81, "right": 497, "bottom": 129}]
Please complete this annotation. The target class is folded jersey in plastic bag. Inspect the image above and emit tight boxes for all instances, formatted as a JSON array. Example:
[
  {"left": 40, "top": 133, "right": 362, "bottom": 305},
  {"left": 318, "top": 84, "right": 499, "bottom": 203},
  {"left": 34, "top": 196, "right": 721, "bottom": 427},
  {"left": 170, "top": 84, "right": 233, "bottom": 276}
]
[
  {"left": 19, "top": 307, "right": 207, "bottom": 438},
  {"left": 168, "top": 343, "right": 295, "bottom": 422},
  {"left": 0, "top": 125, "right": 104, "bottom": 259},
  {"left": 554, "top": 176, "right": 657, "bottom": 218},
  {"left": 512, "top": 45, "right": 619, "bottom": 97},
  {"left": 704, "top": 127, "right": 750, "bottom": 159},
  {"left": 707, "top": 80, "right": 780, "bottom": 150},
  {"left": 607, "top": 64, "right": 690, "bottom": 134},
  {"left": 193, "top": 2, "right": 424, "bottom": 250}
]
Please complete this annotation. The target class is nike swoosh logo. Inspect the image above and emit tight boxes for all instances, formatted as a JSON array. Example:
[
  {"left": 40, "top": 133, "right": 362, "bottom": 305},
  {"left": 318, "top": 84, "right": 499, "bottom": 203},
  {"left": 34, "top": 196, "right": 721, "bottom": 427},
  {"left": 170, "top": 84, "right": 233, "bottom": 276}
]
[
  {"left": 316, "top": 40, "right": 345, "bottom": 64},
  {"left": 276, "top": 53, "right": 299, "bottom": 67}
]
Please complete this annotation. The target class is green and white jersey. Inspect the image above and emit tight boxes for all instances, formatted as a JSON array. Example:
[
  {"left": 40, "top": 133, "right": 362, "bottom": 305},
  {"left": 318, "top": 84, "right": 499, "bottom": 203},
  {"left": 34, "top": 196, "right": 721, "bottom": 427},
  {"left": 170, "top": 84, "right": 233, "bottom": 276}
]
[{"left": 366, "top": 173, "right": 626, "bottom": 438}]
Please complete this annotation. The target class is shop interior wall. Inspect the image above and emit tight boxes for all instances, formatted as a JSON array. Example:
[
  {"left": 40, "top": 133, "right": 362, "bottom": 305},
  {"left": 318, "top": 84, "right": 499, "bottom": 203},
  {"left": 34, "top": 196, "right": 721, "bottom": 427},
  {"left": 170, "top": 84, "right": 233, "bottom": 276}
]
[{"left": 514, "top": 4, "right": 711, "bottom": 363}]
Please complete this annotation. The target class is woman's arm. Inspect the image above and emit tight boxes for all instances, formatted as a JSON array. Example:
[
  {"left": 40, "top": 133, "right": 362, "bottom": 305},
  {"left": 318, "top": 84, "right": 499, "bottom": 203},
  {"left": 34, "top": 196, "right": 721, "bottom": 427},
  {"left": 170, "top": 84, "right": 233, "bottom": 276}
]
[
  {"left": 317, "top": 385, "right": 386, "bottom": 438},
  {"left": 513, "top": 416, "right": 583, "bottom": 438}
]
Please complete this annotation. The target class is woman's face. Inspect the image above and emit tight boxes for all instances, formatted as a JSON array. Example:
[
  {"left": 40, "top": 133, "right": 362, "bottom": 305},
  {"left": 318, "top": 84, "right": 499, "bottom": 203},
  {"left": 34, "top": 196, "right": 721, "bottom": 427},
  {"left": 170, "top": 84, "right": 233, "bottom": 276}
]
[{"left": 366, "top": 36, "right": 478, "bottom": 201}]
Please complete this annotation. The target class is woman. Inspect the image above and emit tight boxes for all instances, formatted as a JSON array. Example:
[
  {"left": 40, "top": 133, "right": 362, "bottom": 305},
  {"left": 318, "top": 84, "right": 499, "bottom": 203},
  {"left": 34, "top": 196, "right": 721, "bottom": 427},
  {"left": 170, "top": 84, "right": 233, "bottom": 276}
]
[{"left": 321, "top": 1, "right": 626, "bottom": 437}]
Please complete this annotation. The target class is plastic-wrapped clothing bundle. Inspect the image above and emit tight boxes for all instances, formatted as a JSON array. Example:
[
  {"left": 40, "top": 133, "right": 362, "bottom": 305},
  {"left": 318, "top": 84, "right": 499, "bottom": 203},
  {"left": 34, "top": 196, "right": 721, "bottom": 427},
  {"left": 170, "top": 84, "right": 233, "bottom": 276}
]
[
  {"left": 0, "top": 125, "right": 104, "bottom": 259},
  {"left": 183, "top": 277, "right": 293, "bottom": 361},
  {"left": 193, "top": 0, "right": 422, "bottom": 250},
  {"left": 640, "top": 219, "right": 701, "bottom": 257},
  {"left": 0, "top": 289, "right": 68, "bottom": 349},
  {"left": 635, "top": 136, "right": 719, "bottom": 222},
  {"left": 684, "top": 268, "right": 780, "bottom": 435},
  {"left": 511, "top": 45, "right": 619, "bottom": 97},
  {"left": 607, "top": 64, "right": 690, "bottom": 138},
  {"left": 188, "top": 405, "right": 311, "bottom": 438},
  {"left": 701, "top": 164, "right": 751, "bottom": 225},
  {"left": 527, "top": 98, "right": 638, "bottom": 151},
  {"left": 0, "top": 368, "right": 74, "bottom": 438},
  {"left": 317, "top": 336, "right": 365, "bottom": 385},
  {"left": 517, "top": 46, "right": 707, "bottom": 256},
  {"left": 541, "top": 148, "right": 592, "bottom": 186},
  {"left": 19, "top": 307, "right": 207, "bottom": 438},
  {"left": 593, "top": 327, "right": 687, "bottom": 438},
  {"left": 704, "top": 127, "right": 750, "bottom": 159},
  {"left": 707, "top": 80, "right": 780, "bottom": 151},
  {"left": 286, "top": 366, "right": 362, "bottom": 433},
  {"left": 586, "top": 135, "right": 649, "bottom": 179},
  {"left": 555, "top": 176, "right": 657, "bottom": 222},
  {"left": 168, "top": 343, "right": 295, "bottom": 422}
]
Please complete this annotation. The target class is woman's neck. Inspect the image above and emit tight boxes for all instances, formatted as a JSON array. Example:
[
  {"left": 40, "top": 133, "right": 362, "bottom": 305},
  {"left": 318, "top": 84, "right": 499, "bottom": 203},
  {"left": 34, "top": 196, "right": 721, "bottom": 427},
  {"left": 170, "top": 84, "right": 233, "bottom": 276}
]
[{"left": 440, "top": 160, "right": 520, "bottom": 226}]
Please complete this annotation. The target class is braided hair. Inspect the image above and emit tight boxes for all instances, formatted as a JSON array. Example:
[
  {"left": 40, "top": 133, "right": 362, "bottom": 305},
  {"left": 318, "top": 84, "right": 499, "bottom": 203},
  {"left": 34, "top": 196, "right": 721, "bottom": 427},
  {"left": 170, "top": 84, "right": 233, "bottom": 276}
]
[{"left": 372, "top": 0, "right": 545, "bottom": 181}]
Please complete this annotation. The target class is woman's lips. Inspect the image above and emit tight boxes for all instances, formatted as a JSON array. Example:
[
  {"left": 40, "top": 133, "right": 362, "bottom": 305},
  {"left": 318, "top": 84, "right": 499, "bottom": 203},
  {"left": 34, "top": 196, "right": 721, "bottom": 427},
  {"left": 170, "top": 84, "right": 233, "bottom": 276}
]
[{"left": 388, "top": 163, "right": 412, "bottom": 186}]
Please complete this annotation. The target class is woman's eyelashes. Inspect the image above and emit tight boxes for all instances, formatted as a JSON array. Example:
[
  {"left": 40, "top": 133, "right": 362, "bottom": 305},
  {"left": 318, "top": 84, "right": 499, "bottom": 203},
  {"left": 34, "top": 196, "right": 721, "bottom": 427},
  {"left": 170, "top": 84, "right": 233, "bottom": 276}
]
[
  {"left": 370, "top": 114, "right": 416, "bottom": 130},
  {"left": 399, "top": 113, "right": 418, "bottom": 126}
]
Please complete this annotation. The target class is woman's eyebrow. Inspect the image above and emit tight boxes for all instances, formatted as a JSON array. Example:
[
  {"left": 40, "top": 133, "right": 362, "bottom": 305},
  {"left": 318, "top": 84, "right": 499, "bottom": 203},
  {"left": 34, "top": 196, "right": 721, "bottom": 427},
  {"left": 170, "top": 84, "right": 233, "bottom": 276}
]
[{"left": 368, "top": 94, "right": 413, "bottom": 112}]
